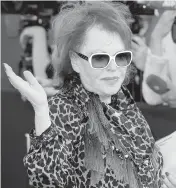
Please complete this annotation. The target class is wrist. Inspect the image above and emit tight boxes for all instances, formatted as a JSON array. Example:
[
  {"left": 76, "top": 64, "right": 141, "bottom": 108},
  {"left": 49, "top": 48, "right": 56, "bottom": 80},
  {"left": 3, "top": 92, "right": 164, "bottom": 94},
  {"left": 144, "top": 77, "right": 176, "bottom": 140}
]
[
  {"left": 35, "top": 113, "right": 51, "bottom": 136},
  {"left": 34, "top": 102, "right": 49, "bottom": 114},
  {"left": 34, "top": 105, "right": 51, "bottom": 136}
]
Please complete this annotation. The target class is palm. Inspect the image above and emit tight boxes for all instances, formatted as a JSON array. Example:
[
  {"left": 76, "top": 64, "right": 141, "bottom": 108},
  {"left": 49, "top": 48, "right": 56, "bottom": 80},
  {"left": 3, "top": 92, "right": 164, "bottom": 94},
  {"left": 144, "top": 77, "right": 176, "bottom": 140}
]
[
  {"left": 19, "top": 77, "right": 47, "bottom": 107},
  {"left": 4, "top": 63, "right": 48, "bottom": 109}
]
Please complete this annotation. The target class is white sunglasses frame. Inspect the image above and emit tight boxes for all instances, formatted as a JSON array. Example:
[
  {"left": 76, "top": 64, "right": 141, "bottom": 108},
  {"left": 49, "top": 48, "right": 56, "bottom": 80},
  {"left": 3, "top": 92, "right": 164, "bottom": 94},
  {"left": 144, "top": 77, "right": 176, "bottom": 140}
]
[{"left": 73, "top": 50, "right": 133, "bottom": 69}]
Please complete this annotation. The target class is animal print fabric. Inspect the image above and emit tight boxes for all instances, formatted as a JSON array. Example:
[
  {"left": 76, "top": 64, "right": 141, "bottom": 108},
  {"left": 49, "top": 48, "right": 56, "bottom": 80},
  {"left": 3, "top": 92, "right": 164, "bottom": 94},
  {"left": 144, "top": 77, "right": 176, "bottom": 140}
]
[{"left": 23, "top": 73, "right": 163, "bottom": 188}]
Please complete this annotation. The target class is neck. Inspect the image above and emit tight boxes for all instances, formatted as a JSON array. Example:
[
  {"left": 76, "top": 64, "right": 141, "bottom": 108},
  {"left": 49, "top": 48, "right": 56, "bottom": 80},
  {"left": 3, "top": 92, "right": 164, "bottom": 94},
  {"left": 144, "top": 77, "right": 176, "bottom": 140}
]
[{"left": 99, "top": 95, "right": 111, "bottom": 104}]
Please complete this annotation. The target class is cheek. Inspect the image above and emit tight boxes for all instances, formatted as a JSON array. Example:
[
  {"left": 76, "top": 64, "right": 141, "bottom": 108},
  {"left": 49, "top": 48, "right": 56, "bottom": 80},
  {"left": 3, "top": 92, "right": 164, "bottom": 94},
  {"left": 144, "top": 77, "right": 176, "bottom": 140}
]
[
  {"left": 122, "top": 67, "right": 127, "bottom": 79},
  {"left": 79, "top": 62, "right": 102, "bottom": 80}
]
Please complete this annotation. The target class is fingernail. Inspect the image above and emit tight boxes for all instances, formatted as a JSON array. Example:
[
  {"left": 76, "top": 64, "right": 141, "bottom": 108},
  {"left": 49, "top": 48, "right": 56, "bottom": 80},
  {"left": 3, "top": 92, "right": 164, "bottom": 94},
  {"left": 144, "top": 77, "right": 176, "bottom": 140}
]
[
  {"left": 3, "top": 63, "right": 7, "bottom": 69},
  {"left": 165, "top": 172, "right": 169, "bottom": 176},
  {"left": 3, "top": 63, "right": 10, "bottom": 71}
]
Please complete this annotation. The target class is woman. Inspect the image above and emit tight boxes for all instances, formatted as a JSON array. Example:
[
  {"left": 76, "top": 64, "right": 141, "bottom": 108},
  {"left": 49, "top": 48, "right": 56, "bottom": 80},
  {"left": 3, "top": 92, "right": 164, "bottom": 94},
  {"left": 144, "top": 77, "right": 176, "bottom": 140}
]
[{"left": 4, "top": 1, "right": 176, "bottom": 188}]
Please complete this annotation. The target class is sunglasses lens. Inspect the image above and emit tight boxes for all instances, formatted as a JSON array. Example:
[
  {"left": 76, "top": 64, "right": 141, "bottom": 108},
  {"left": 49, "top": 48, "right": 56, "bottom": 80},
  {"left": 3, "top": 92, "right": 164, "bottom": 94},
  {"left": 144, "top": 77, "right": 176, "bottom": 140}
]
[
  {"left": 115, "top": 52, "right": 132, "bottom": 66},
  {"left": 91, "top": 54, "right": 110, "bottom": 68}
]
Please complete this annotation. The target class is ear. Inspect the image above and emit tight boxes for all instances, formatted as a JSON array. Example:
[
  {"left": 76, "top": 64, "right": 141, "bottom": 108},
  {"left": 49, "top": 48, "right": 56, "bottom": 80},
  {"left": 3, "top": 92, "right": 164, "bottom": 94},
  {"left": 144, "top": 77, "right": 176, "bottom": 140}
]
[{"left": 69, "top": 51, "right": 80, "bottom": 73}]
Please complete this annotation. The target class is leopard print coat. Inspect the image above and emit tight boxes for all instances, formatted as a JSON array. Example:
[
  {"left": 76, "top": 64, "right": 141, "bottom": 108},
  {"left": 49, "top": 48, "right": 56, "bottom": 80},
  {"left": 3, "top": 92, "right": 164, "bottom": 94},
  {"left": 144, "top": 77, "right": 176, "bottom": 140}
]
[{"left": 24, "top": 73, "right": 163, "bottom": 188}]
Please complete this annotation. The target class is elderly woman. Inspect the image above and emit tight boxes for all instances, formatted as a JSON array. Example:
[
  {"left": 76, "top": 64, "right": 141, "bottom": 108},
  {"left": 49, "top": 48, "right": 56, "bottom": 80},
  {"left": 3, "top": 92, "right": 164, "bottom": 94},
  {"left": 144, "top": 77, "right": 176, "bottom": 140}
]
[{"left": 4, "top": 1, "right": 176, "bottom": 188}]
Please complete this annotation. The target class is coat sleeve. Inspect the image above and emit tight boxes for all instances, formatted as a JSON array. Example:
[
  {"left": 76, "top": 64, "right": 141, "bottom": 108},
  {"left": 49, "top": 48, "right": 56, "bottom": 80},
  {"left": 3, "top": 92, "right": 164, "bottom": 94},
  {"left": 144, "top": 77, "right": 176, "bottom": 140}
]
[{"left": 23, "top": 95, "right": 82, "bottom": 188}]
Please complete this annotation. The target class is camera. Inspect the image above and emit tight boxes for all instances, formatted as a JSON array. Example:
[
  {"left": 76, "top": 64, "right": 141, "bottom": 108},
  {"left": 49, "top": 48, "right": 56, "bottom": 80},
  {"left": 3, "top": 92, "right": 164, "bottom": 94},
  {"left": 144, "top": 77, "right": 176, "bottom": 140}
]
[{"left": 126, "top": 1, "right": 176, "bottom": 34}]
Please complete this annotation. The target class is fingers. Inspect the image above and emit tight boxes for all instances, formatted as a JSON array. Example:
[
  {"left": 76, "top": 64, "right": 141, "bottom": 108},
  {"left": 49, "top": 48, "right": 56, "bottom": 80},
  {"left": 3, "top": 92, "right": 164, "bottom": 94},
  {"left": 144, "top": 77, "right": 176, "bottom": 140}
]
[
  {"left": 4, "top": 63, "right": 48, "bottom": 108},
  {"left": 4, "top": 63, "right": 38, "bottom": 98},
  {"left": 4, "top": 63, "right": 28, "bottom": 91},
  {"left": 4, "top": 63, "right": 40, "bottom": 91},
  {"left": 23, "top": 71, "right": 40, "bottom": 87}
]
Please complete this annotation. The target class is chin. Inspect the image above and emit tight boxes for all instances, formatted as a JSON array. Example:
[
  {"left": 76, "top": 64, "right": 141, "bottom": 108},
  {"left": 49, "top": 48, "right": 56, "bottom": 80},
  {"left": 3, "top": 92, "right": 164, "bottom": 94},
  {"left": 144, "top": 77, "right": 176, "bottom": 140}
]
[
  {"left": 107, "top": 83, "right": 122, "bottom": 94},
  {"left": 102, "top": 87, "right": 121, "bottom": 96}
]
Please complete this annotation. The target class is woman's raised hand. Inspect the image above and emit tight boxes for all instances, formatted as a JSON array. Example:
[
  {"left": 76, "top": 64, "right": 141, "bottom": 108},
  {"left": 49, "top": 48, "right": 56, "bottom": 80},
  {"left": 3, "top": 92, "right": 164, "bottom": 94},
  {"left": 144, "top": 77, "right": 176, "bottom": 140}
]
[
  {"left": 3, "top": 63, "right": 48, "bottom": 112},
  {"left": 4, "top": 63, "right": 52, "bottom": 135}
]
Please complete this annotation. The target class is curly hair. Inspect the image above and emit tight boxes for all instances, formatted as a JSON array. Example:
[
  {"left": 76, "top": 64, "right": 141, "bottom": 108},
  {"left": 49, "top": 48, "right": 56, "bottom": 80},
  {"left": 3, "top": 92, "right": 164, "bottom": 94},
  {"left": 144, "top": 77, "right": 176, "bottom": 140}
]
[{"left": 51, "top": 1, "right": 135, "bottom": 87}]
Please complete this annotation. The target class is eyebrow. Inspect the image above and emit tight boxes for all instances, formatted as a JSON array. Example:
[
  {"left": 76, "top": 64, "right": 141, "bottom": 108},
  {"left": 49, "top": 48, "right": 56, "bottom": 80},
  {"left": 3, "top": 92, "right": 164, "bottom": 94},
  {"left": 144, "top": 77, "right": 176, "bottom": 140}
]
[
  {"left": 87, "top": 49, "right": 126, "bottom": 55},
  {"left": 87, "top": 50, "right": 106, "bottom": 55}
]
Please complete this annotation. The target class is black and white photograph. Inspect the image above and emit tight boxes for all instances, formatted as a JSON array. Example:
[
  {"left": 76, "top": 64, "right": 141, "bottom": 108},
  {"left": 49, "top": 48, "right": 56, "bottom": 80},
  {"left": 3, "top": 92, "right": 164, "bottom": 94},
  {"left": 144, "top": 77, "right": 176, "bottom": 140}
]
[{"left": 1, "top": 1, "right": 176, "bottom": 188}]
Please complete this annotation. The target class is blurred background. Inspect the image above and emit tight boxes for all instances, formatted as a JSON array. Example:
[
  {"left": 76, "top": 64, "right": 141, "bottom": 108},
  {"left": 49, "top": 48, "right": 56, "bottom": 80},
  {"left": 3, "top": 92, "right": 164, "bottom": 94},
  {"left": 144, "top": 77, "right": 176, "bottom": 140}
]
[{"left": 1, "top": 1, "right": 176, "bottom": 188}]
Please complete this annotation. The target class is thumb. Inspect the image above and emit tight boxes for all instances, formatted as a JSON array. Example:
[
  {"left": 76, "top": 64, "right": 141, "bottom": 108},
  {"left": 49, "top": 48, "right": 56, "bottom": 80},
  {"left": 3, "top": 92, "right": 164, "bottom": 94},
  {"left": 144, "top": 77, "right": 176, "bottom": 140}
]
[{"left": 36, "top": 77, "right": 53, "bottom": 87}]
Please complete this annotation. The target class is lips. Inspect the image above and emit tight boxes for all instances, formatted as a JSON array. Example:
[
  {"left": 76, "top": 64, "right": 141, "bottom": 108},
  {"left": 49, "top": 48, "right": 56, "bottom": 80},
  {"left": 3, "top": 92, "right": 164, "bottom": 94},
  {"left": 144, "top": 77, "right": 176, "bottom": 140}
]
[{"left": 102, "top": 76, "right": 119, "bottom": 80}]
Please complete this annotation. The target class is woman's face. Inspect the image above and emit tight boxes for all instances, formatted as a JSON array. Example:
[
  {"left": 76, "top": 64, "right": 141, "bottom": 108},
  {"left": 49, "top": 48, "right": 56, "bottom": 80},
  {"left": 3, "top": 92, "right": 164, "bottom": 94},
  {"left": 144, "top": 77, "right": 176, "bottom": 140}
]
[{"left": 71, "top": 25, "right": 127, "bottom": 102}]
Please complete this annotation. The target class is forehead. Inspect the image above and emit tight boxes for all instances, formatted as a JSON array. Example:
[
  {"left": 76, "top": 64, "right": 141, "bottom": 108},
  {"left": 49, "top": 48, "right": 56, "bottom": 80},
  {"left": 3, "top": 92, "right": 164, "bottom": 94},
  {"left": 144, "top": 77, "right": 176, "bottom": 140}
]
[{"left": 81, "top": 25, "right": 125, "bottom": 55}]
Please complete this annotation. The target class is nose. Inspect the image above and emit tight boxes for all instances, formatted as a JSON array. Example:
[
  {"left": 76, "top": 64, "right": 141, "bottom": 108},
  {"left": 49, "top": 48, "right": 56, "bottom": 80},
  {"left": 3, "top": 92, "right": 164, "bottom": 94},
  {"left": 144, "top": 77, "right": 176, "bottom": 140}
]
[{"left": 106, "top": 59, "right": 117, "bottom": 71}]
